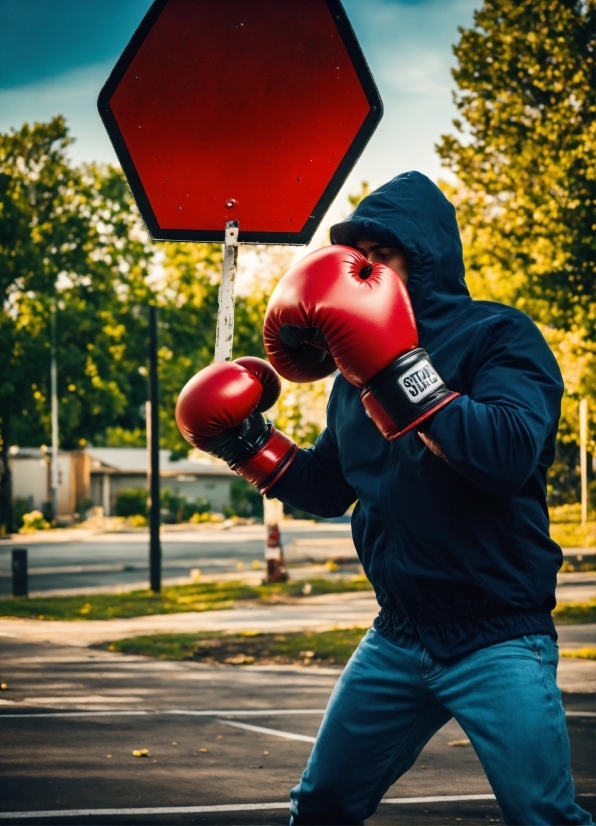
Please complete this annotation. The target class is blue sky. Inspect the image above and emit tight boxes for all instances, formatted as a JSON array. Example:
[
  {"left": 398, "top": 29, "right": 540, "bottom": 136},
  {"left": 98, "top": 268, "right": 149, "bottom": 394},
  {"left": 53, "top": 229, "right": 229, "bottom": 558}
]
[{"left": 0, "top": 0, "right": 477, "bottom": 228}]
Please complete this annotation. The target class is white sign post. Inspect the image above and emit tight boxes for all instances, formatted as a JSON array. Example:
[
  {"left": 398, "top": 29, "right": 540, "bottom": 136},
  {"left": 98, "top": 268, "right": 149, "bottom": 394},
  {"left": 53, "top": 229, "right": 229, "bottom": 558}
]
[
  {"left": 214, "top": 221, "right": 239, "bottom": 364},
  {"left": 212, "top": 221, "right": 286, "bottom": 582}
]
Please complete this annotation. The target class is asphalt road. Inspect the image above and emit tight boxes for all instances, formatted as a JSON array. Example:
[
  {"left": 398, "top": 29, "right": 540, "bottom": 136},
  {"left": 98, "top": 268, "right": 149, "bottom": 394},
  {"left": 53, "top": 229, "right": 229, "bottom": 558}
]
[
  {"left": 0, "top": 637, "right": 593, "bottom": 825},
  {"left": 0, "top": 524, "right": 358, "bottom": 596},
  {"left": 0, "top": 525, "right": 593, "bottom": 603}
]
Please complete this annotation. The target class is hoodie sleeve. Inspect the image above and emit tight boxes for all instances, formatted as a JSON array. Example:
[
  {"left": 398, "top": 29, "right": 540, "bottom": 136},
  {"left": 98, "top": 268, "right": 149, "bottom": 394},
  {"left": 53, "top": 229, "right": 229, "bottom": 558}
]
[
  {"left": 266, "top": 426, "right": 357, "bottom": 517},
  {"left": 421, "top": 314, "right": 563, "bottom": 495}
]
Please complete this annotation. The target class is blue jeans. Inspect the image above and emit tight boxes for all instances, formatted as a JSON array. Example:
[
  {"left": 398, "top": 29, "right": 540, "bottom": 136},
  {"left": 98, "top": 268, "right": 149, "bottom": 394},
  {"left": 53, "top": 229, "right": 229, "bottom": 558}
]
[{"left": 290, "top": 623, "right": 593, "bottom": 825}]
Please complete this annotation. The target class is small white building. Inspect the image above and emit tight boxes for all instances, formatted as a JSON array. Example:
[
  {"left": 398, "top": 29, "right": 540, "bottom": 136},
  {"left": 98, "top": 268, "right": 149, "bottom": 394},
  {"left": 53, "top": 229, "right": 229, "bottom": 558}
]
[
  {"left": 10, "top": 446, "right": 235, "bottom": 518},
  {"left": 10, "top": 447, "right": 87, "bottom": 516},
  {"left": 87, "top": 448, "right": 235, "bottom": 515}
]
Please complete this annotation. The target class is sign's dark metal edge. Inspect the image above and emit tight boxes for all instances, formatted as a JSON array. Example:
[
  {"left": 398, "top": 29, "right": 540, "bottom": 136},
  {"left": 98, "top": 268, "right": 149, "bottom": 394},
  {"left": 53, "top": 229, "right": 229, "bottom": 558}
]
[
  {"left": 97, "top": 0, "right": 383, "bottom": 245},
  {"left": 97, "top": 0, "right": 169, "bottom": 241}
]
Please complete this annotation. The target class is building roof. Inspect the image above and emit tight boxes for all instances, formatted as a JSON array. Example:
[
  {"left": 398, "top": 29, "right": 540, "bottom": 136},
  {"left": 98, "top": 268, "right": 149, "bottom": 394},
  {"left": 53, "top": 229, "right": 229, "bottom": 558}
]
[{"left": 86, "top": 447, "right": 235, "bottom": 477}]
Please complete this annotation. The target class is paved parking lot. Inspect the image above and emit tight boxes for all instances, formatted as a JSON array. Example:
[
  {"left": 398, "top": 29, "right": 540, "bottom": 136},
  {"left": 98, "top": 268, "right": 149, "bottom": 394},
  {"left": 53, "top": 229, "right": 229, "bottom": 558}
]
[{"left": 0, "top": 638, "right": 593, "bottom": 825}]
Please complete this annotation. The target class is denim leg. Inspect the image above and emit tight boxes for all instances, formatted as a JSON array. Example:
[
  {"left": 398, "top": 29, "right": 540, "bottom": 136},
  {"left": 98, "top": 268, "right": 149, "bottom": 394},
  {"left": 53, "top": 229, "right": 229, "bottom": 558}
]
[
  {"left": 289, "top": 627, "right": 452, "bottom": 825},
  {"left": 431, "top": 634, "right": 593, "bottom": 826}
]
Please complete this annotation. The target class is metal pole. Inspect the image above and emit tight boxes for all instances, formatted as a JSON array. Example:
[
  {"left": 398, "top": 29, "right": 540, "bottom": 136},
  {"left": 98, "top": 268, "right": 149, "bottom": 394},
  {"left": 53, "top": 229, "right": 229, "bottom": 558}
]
[
  {"left": 148, "top": 306, "right": 161, "bottom": 592},
  {"left": 214, "top": 221, "right": 239, "bottom": 363},
  {"left": 50, "top": 299, "right": 59, "bottom": 522},
  {"left": 579, "top": 398, "right": 588, "bottom": 526},
  {"left": 145, "top": 399, "right": 152, "bottom": 494}
]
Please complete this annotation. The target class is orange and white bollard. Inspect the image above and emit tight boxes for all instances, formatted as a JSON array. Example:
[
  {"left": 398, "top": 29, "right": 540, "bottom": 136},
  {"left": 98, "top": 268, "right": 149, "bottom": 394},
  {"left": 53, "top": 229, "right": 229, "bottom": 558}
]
[{"left": 263, "top": 497, "right": 288, "bottom": 583}]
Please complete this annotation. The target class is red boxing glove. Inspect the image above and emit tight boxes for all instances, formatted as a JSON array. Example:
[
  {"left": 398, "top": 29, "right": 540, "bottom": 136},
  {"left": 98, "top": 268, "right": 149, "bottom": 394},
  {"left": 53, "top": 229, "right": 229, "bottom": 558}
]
[
  {"left": 175, "top": 357, "right": 297, "bottom": 494},
  {"left": 263, "top": 245, "right": 459, "bottom": 440}
]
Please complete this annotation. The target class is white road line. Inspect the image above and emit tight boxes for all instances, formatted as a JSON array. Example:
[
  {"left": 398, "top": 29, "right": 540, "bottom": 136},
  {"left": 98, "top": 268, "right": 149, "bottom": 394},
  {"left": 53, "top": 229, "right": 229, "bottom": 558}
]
[
  {"left": 166, "top": 708, "right": 326, "bottom": 717},
  {"left": 0, "top": 708, "right": 325, "bottom": 720},
  {"left": 565, "top": 711, "right": 596, "bottom": 717},
  {"left": 216, "top": 718, "right": 316, "bottom": 743},
  {"left": 0, "top": 794, "right": 500, "bottom": 819},
  {"left": 383, "top": 794, "right": 496, "bottom": 804}
]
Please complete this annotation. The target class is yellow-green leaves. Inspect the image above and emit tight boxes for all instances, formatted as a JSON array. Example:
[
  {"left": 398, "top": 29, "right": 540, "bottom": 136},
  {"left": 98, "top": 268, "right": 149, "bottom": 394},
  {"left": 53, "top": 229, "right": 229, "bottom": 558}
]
[{"left": 437, "top": 0, "right": 596, "bottom": 489}]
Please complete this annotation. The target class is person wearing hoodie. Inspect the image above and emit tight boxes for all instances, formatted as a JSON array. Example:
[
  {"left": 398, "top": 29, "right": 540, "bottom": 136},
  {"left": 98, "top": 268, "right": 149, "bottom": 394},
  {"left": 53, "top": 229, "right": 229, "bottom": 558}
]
[{"left": 174, "top": 172, "right": 592, "bottom": 826}]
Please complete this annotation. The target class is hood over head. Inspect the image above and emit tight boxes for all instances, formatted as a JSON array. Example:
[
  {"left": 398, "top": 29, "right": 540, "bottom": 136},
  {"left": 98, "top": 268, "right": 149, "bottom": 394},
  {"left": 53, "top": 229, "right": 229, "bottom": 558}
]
[{"left": 330, "top": 171, "right": 471, "bottom": 350}]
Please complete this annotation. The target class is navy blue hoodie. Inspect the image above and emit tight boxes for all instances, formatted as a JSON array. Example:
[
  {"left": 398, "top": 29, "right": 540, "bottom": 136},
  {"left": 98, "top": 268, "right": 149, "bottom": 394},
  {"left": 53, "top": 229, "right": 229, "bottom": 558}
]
[{"left": 269, "top": 171, "right": 564, "bottom": 661}]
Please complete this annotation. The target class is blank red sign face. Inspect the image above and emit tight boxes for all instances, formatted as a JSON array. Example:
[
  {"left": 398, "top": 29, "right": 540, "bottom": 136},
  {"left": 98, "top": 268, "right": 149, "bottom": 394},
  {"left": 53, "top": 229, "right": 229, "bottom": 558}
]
[{"left": 98, "top": 0, "right": 382, "bottom": 244}]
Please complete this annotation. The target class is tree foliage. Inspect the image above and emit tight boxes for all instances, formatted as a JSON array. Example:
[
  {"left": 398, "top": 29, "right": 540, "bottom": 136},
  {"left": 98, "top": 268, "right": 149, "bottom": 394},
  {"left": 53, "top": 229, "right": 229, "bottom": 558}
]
[
  {"left": 0, "top": 117, "right": 331, "bottom": 530},
  {"left": 436, "top": 0, "right": 595, "bottom": 497},
  {"left": 0, "top": 119, "right": 157, "bottom": 456},
  {"left": 0, "top": 118, "right": 159, "bottom": 528}
]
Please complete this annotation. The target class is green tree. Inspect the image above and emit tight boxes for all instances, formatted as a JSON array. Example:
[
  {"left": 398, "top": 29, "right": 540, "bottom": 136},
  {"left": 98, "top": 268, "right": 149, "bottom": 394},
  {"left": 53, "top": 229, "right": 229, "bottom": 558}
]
[
  {"left": 150, "top": 241, "right": 221, "bottom": 453},
  {"left": 436, "top": 0, "right": 595, "bottom": 502},
  {"left": 147, "top": 239, "right": 275, "bottom": 455},
  {"left": 0, "top": 117, "right": 337, "bottom": 531},
  {"left": 0, "top": 118, "right": 155, "bottom": 530}
]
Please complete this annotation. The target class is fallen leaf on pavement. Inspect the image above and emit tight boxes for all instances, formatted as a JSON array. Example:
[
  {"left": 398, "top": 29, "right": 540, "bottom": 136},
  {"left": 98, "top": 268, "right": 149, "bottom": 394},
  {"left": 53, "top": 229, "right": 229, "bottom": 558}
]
[{"left": 132, "top": 749, "right": 149, "bottom": 757}]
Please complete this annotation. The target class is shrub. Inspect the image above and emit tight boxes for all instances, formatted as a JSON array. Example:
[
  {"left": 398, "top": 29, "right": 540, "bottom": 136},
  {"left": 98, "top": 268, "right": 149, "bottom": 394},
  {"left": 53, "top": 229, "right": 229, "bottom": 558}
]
[
  {"left": 190, "top": 512, "right": 212, "bottom": 524},
  {"left": 13, "top": 498, "right": 31, "bottom": 530},
  {"left": 115, "top": 488, "right": 148, "bottom": 518},
  {"left": 160, "top": 490, "right": 210, "bottom": 523},
  {"left": 19, "top": 510, "right": 50, "bottom": 533},
  {"left": 116, "top": 488, "right": 212, "bottom": 524},
  {"left": 550, "top": 521, "right": 595, "bottom": 548},
  {"left": 550, "top": 503, "right": 583, "bottom": 523},
  {"left": 228, "top": 478, "right": 263, "bottom": 519},
  {"left": 76, "top": 498, "right": 95, "bottom": 519}
]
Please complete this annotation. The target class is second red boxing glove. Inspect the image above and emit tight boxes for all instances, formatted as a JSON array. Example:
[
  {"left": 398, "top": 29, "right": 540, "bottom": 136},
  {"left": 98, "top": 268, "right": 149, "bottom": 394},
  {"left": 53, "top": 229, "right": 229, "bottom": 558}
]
[
  {"left": 175, "top": 357, "right": 297, "bottom": 494},
  {"left": 263, "top": 245, "right": 459, "bottom": 440}
]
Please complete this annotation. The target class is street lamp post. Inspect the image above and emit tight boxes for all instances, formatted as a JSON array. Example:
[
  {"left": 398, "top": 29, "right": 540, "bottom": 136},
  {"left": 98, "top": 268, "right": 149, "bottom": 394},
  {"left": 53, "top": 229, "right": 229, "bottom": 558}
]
[
  {"left": 50, "top": 299, "right": 59, "bottom": 523},
  {"left": 148, "top": 306, "right": 161, "bottom": 592}
]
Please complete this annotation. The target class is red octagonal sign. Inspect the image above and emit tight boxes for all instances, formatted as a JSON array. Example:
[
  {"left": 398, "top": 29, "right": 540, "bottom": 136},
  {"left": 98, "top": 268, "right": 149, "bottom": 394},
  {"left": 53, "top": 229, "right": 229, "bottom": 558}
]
[{"left": 98, "top": 0, "right": 382, "bottom": 244}]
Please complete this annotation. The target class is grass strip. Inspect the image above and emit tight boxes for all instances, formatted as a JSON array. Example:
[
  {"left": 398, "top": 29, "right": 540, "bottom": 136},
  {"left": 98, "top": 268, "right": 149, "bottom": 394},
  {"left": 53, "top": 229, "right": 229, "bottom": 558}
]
[
  {"left": 3, "top": 578, "right": 591, "bottom": 627},
  {"left": 552, "top": 598, "right": 596, "bottom": 625},
  {"left": 0, "top": 577, "right": 372, "bottom": 621},
  {"left": 559, "top": 647, "right": 596, "bottom": 660},
  {"left": 104, "top": 627, "right": 369, "bottom": 666}
]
